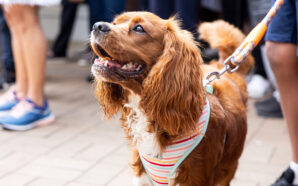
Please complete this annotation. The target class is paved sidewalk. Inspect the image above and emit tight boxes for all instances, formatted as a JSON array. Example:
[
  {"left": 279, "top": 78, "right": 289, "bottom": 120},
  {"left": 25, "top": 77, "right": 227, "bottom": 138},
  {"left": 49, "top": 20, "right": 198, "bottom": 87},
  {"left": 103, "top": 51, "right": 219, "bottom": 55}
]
[{"left": 0, "top": 60, "right": 290, "bottom": 186}]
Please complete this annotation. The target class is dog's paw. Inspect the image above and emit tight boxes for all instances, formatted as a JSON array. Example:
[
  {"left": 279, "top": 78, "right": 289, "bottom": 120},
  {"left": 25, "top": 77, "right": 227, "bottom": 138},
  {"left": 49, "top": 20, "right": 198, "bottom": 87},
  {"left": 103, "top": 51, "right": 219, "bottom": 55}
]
[{"left": 132, "top": 173, "right": 152, "bottom": 186}]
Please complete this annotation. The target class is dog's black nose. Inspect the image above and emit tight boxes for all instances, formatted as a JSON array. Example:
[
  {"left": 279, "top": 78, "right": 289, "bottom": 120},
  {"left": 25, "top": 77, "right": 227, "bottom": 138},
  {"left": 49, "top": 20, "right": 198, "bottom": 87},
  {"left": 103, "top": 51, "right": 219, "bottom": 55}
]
[{"left": 93, "top": 22, "right": 110, "bottom": 34}]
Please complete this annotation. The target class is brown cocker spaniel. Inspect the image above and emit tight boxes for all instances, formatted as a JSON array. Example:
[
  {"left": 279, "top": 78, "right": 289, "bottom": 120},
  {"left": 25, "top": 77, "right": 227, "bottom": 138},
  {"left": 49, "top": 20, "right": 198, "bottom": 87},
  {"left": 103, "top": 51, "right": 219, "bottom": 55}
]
[{"left": 90, "top": 12, "right": 254, "bottom": 186}]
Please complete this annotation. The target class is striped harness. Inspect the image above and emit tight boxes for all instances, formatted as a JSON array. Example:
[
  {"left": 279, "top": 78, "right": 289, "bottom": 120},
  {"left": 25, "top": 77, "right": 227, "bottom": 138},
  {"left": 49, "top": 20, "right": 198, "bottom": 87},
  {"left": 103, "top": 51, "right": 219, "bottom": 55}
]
[{"left": 139, "top": 98, "right": 211, "bottom": 185}]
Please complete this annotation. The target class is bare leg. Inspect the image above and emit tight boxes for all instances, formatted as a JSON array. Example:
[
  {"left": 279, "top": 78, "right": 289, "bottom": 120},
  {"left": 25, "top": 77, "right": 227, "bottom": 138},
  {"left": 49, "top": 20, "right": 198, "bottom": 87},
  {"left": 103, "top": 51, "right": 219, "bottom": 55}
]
[
  {"left": 21, "top": 6, "right": 46, "bottom": 106},
  {"left": 4, "top": 5, "right": 47, "bottom": 106},
  {"left": 266, "top": 41, "right": 298, "bottom": 162},
  {"left": 3, "top": 5, "right": 28, "bottom": 97}
]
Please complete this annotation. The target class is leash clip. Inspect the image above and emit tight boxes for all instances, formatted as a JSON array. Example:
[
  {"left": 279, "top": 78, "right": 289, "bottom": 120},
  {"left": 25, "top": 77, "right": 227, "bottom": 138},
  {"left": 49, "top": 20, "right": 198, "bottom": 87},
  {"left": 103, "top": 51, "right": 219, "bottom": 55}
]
[
  {"left": 224, "top": 56, "right": 240, "bottom": 73},
  {"left": 204, "top": 56, "right": 239, "bottom": 86}
]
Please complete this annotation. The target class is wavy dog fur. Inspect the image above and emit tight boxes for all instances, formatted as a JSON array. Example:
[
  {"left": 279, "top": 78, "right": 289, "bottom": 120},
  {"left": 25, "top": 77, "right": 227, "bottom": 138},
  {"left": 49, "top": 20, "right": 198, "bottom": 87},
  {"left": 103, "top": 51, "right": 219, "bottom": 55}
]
[{"left": 91, "top": 12, "right": 253, "bottom": 185}]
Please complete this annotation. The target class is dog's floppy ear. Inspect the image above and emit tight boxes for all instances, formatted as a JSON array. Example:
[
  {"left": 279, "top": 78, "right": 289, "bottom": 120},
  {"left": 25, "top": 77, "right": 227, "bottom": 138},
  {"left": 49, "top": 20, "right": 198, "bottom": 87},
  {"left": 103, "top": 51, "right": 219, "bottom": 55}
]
[
  {"left": 141, "top": 17, "right": 205, "bottom": 136},
  {"left": 95, "top": 80, "right": 125, "bottom": 118}
]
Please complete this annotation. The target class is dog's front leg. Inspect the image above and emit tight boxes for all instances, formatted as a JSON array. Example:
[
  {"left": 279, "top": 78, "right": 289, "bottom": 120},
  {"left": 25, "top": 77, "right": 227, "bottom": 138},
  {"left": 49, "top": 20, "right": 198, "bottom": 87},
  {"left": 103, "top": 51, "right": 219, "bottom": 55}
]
[{"left": 131, "top": 149, "right": 153, "bottom": 186}]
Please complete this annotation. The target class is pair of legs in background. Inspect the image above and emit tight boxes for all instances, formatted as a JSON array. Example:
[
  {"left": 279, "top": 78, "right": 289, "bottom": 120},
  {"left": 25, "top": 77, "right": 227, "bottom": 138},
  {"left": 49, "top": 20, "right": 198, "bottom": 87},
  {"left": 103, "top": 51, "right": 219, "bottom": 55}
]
[
  {"left": 148, "top": 0, "right": 200, "bottom": 39},
  {"left": 266, "top": 0, "right": 298, "bottom": 185},
  {"left": 51, "top": 0, "right": 126, "bottom": 58},
  {"left": 0, "top": 5, "right": 54, "bottom": 131},
  {"left": 0, "top": 8, "right": 15, "bottom": 88}
]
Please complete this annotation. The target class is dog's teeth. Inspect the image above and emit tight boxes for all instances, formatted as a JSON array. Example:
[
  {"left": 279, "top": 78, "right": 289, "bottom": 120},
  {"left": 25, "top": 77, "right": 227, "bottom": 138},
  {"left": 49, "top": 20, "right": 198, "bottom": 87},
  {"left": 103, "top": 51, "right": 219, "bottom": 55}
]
[
  {"left": 121, "top": 62, "right": 141, "bottom": 71},
  {"left": 122, "top": 64, "right": 128, "bottom": 70},
  {"left": 136, "top": 65, "right": 142, "bottom": 71},
  {"left": 123, "top": 63, "right": 131, "bottom": 70},
  {"left": 104, "top": 61, "right": 108, "bottom": 67},
  {"left": 127, "top": 63, "right": 133, "bottom": 68}
]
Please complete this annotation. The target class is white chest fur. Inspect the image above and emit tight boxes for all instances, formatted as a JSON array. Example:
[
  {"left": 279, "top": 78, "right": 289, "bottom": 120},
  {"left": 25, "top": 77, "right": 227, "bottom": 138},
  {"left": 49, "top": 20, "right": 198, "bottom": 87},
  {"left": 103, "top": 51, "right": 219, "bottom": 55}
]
[{"left": 124, "top": 93, "right": 161, "bottom": 157}]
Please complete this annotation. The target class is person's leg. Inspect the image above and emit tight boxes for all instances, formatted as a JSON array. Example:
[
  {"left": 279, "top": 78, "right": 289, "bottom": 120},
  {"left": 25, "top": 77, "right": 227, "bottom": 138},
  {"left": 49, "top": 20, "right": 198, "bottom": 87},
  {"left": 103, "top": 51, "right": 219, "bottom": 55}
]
[
  {"left": 265, "top": 0, "right": 298, "bottom": 163},
  {"left": 87, "top": 0, "right": 104, "bottom": 32},
  {"left": 221, "top": 0, "right": 248, "bottom": 30},
  {"left": 87, "top": 0, "right": 126, "bottom": 31},
  {"left": 51, "top": 0, "right": 79, "bottom": 57},
  {"left": 266, "top": 42, "right": 298, "bottom": 161},
  {"left": 148, "top": 0, "right": 173, "bottom": 20},
  {"left": 21, "top": 6, "right": 47, "bottom": 106},
  {"left": 0, "top": 5, "right": 54, "bottom": 130},
  {"left": 265, "top": 0, "right": 298, "bottom": 185},
  {"left": 174, "top": 0, "right": 200, "bottom": 39},
  {"left": 139, "top": 0, "right": 149, "bottom": 10},
  {"left": 3, "top": 5, "right": 28, "bottom": 97},
  {"left": 0, "top": 8, "right": 18, "bottom": 113},
  {"left": 102, "top": 0, "right": 126, "bottom": 22},
  {"left": 5, "top": 5, "right": 46, "bottom": 106},
  {"left": 0, "top": 8, "right": 15, "bottom": 85}
]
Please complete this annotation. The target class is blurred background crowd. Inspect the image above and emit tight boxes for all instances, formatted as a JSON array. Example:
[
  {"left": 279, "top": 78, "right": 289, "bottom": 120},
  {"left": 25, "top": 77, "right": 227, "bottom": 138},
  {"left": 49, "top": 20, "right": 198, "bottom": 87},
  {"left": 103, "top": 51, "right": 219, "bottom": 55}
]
[
  {"left": 61, "top": 0, "right": 282, "bottom": 119},
  {"left": 0, "top": 0, "right": 282, "bottom": 126}
]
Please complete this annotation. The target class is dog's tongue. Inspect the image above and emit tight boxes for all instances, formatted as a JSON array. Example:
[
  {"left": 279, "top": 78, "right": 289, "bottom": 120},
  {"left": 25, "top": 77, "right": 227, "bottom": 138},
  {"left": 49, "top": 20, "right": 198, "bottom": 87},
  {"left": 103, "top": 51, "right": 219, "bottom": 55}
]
[{"left": 94, "top": 58, "right": 122, "bottom": 68}]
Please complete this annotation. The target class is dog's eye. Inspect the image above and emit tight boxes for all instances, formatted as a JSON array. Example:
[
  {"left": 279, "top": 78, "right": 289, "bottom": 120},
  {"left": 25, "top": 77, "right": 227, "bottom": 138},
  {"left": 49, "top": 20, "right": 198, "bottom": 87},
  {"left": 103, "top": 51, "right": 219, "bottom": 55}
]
[{"left": 132, "top": 25, "right": 145, "bottom": 34}]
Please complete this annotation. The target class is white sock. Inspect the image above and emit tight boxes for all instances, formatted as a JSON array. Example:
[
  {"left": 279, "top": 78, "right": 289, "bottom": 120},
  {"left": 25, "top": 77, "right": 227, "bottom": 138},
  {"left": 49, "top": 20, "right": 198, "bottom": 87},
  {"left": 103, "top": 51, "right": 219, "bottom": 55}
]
[{"left": 290, "top": 161, "right": 298, "bottom": 185}]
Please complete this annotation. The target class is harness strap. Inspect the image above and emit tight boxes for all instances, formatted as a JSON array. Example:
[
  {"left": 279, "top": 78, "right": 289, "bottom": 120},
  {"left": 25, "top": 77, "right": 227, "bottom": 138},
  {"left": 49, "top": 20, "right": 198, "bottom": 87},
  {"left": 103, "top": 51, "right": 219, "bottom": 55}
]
[
  {"left": 140, "top": 98, "right": 211, "bottom": 185},
  {"left": 168, "top": 98, "right": 211, "bottom": 178}
]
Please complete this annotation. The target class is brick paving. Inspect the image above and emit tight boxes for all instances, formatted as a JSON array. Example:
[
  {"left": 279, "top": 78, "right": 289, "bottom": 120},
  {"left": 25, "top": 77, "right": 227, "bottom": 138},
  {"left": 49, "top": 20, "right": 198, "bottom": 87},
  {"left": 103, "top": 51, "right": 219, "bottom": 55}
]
[{"left": 0, "top": 59, "right": 291, "bottom": 186}]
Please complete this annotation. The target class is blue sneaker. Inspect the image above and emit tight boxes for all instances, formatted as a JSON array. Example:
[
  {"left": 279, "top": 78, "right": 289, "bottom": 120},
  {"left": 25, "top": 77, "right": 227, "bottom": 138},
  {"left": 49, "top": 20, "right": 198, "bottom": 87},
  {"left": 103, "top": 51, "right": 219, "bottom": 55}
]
[
  {"left": 0, "top": 87, "right": 20, "bottom": 116},
  {"left": 1, "top": 98, "right": 55, "bottom": 131}
]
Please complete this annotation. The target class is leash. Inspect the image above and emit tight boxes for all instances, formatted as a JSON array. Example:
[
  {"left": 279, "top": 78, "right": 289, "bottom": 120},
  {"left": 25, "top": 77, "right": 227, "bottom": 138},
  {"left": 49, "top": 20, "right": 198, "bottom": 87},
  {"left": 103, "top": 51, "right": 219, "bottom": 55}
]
[{"left": 203, "top": 0, "right": 285, "bottom": 87}]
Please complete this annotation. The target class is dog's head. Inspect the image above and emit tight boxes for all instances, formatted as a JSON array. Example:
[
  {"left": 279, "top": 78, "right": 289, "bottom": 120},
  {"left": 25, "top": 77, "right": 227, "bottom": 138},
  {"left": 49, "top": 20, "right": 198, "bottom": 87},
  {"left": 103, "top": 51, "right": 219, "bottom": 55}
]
[
  {"left": 91, "top": 12, "right": 164, "bottom": 88},
  {"left": 91, "top": 12, "right": 205, "bottom": 135}
]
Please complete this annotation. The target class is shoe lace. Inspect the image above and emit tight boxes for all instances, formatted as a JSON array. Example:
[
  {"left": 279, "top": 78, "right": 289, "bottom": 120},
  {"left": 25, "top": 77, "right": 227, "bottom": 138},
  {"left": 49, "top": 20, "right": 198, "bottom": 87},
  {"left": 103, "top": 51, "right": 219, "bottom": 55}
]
[{"left": 10, "top": 100, "right": 33, "bottom": 118}]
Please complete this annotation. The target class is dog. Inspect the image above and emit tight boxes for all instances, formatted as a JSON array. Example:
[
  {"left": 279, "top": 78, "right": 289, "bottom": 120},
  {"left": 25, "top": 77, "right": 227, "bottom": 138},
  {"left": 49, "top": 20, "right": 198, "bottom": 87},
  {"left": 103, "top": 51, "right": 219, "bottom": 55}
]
[{"left": 90, "top": 12, "right": 254, "bottom": 186}]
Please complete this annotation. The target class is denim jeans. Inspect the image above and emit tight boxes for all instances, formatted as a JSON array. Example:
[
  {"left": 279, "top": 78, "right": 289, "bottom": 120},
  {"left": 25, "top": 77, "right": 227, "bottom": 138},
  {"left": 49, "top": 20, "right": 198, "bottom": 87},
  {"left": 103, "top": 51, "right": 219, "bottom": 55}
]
[
  {"left": 87, "top": 0, "right": 126, "bottom": 31},
  {"left": 0, "top": 8, "right": 15, "bottom": 83},
  {"left": 52, "top": 1, "right": 79, "bottom": 57},
  {"left": 52, "top": 0, "right": 126, "bottom": 56},
  {"left": 148, "top": 0, "right": 200, "bottom": 38}
]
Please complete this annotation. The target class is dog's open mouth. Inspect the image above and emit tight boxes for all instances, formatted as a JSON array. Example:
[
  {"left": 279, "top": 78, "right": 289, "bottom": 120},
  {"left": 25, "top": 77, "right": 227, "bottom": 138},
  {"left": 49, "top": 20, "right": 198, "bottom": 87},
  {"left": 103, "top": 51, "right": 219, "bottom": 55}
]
[{"left": 92, "top": 44, "right": 145, "bottom": 79}]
